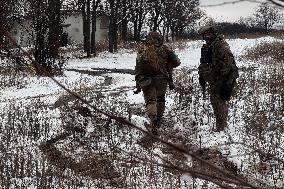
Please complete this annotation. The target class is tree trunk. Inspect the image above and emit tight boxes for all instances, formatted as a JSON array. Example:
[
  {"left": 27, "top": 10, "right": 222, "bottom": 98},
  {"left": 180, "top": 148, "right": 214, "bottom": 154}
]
[
  {"left": 91, "top": 8, "right": 96, "bottom": 55},
  {"left": 113, "top": 0, "right": 119, "bottom": 52},
  {"left": 48, "top": 0, "right": 61, "bottom": 59},
  {"left": 82, "top": 0, "right": 91, "bottom": 57},
  {"left": 133, "top": 17, "right": 138, "bottom": 41},
  {"left": 171, "top": 26, "right": 175, "bottom": 41},
  {"left": 108, "top": 0, "right": 115, "bottom": 53},
  {"left": 152, "top": 2, "right": 160, "bottom": 32},
  {"left": 131, "top": 0, "right": 144, "bottom": 41},
  {"left": 121, "top": 0, "right": 128, "bottom": 41},
  {"left": 91, "top": 0, "right": 101, "bottom": 55},
  {"left": 35, "top": 20, "right": 47, "bottom": 69},
  {"left": 33, "top": 0, "right": 49, "bottom": 72},
  {"left": 137, "top": 4, "right": 144, "bottom": 41},
  {"left": 108, "top": 0, "right": 119, "bottom": 53},
  {"left": 152, "top": 14, "right": 159, "bottom": 31},
  {"left": 165, "top": 25, "right": 170, "bottom": 42}
]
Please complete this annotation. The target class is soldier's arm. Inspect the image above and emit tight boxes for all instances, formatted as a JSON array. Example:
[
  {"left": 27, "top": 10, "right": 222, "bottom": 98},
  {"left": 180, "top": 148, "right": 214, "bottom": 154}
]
[
  {"left": 165, "top": 45, "right": 181, "bottom": 69},
  {"left": 135, "top": 46, "right": 144, "bottom": 80},
  {"left": 164, "top": 46, "right": 179, "bottom": 90},
  {"left": 134, "top": 50, "right": 144, "bottom": 93},
  {"left": 215, "top": 41, "right": 235, "bottom": 75},
  {"left": 135, "top": 57, "right": 143, "bottom": 81},
  {"left": 135, "top": 56, "right": 140, "bottom": 78}
]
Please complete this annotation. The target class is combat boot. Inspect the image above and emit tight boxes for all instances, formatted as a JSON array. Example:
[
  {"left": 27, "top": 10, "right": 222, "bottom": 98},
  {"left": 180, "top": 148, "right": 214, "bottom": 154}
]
[
  {"left": 148, "top": 116, "right": 157, "bottom": 135},
  {"left": 155, "top": 116, "right": 162, "bottom": 128},
  {"left": 151, "top": 127, "right": 158, "bottom": 135},
  {"left": 151, "top": 116, "right": 163, "bottom": 135},
  {"left": 215, "top": 122, "right": 227, "bottom": 132},
  {"left": 150, "top": 119, "right": 158, "bottom": 135},
  {"left": 215, "top": 125, "right": 224, "bottom": 132}
]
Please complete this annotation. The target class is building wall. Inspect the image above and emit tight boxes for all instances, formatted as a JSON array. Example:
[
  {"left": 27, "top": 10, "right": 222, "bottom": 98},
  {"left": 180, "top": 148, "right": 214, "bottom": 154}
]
[
  {"left": 12, "top": 20, "right": 34, "bottom": 47},
  {"left": 63, "top": 14, "right": 109, "bottom": 45},
  {"left": 12, "top": 14, "right": 109, "bottom": 47}
]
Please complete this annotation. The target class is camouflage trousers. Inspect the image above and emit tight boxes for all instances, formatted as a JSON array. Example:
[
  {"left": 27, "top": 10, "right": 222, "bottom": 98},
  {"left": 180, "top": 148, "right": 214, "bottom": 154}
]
[
  {"left": 142, "top": 77, "right": 168, "bottom": 125},
  {"left": 209, "top": 85, "right": 229, "bottom": 131}
]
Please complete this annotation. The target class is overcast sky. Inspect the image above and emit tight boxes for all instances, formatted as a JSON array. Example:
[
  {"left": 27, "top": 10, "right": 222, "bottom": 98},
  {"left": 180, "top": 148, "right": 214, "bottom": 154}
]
[{"left": 199, "top": 0, "right": 275, "bottom": 22}]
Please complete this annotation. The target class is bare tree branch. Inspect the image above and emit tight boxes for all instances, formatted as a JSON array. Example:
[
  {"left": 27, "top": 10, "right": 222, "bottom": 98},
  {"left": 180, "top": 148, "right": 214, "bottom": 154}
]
[
  {"left": 200, "top": 0, "right": 284, "bottom": 8},
  {"left": 200, "top": 0, "right": 262, "bottom": 7},
  {"left": 200, "top": 0, "right": 284, "bottom": 7},
  {"left": 268, "top": 0, "right": 284, "bottom": 7},
  {"left": 120, "top": 147, "right": 249, "bottom": 189}
]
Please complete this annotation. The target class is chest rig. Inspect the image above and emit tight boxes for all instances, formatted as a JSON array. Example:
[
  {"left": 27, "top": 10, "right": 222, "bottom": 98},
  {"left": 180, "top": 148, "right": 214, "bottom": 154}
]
[{"left": 200, "top": 44, "right": 213, "bottom": 65}]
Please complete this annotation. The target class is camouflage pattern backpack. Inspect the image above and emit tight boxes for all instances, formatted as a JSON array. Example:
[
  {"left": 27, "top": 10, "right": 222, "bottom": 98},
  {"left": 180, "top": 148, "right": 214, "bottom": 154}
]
[{"left": 137, "top": 44, "right": 161, "bottom": 74}]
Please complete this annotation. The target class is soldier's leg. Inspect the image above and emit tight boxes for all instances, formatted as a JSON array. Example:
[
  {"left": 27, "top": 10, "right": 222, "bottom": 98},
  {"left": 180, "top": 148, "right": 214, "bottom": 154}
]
[
  {"left": 155, "top": 78, "right": 168, "bottom": 128},
  {"left": 142, "top": 85, "right": 157, "bottom": 125},
  {"left": 148, "top": 78, "right": 168, "bottom": 134},
  {"left": 210, "top": 88, "right": 229, "bottom": 131}
]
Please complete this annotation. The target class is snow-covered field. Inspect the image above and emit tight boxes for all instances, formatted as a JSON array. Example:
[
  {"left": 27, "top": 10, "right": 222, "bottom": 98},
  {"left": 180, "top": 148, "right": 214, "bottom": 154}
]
[{"left": 0, "top": 36, "right": 283, "bottom": 189}]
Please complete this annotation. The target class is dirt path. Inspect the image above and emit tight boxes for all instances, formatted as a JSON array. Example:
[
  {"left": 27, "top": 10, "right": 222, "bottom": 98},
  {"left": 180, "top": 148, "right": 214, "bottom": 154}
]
[{"left": 67, "top": 68, "right": 135, "bottom": 76}]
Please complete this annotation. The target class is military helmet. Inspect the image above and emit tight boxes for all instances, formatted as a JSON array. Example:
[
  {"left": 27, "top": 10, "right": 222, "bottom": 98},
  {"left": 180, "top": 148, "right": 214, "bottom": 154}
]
[
  {"left": 146, "top": 31, "right": 163, "bottom": 45},
  {"left": 198, "top": 25, "right": 216, "bottom": 35}
]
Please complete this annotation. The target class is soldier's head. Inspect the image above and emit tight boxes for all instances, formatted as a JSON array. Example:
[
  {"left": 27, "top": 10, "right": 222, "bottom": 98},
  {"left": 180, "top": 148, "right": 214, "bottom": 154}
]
[
  {"left": 146, "top": 31, "right": 163, "bottom": 46},
  {"left": 198, "top": 25, "right": 217, "bottom": 43}
]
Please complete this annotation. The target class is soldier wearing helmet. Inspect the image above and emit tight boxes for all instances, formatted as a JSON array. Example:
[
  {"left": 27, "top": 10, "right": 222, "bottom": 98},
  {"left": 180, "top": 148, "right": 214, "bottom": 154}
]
[
  {"left": 135, "top": 31, "right": 181, "bottom": 135},
  {"left": 198, "top": 25, "right": 238, "bottom": 132},
  {"left": 146, "top": 31, "right": 163, "bottom": 46}
]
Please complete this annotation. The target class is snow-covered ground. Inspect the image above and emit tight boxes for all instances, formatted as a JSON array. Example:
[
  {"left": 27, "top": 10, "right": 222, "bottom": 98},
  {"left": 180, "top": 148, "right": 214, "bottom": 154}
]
[
  {"left": 0, "top": 36, "right": 283, "bottom": 189},
  {"left": 2, "top": 36, "right": 280, "bottom": 103}
]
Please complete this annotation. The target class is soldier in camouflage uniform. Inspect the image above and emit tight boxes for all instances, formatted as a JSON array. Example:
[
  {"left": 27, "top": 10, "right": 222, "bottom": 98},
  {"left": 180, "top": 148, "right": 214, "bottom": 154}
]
[
  {"left": 135, "top": 31, "right": 180, "bottom": 135},
  {"left": 198, "top": 25, "right": 237, "bottom": 132}
]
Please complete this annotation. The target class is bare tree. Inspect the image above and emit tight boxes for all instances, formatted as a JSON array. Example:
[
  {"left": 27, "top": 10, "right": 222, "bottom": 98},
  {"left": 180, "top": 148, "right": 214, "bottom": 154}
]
[
  {"left": 71, "top": 0, "right": 102, "bottom": 57},
  {"left": 130, "top": 0, "right": 147, "bottom": 41},
  {"left": 48, "top": 0, "right": 62, "bottom": 58},
  {"left": 253, "top": 2, "right": 283, "bottom": 33},
  {"left": 0, "top": 0, "right": 21, "bottom": 47},
  {"left": 268, "top": 0, "right": 284, "bottom": 7},
  {"left": 147, "top": 0, "right": 163, "bottom": 32},
  {"left": 107, "top": 0, "right": 121, "bottom": 53},
  {"left": 91, "top": 0, "right": 102, "bottom": 55},
  {"left": 24, "top": 0, "right": 64, "bottom": 74},
  {"left": 163, "top": 0, "right": 202, "bottom": 40},
  {"left": 28, "top": 0, "right": 49, "bottom": 71},
  {"left": 120, "top": 0, "right": 128, "bottom": 41},
  {"left": 78, "top": 0, "right": 91, "bottom": 57}
]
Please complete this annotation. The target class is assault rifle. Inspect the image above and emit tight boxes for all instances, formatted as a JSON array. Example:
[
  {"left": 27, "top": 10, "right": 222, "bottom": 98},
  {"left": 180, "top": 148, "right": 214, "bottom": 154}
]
[
  {"left": 168, "top": 72, "right": 175, "bottom": 90},
  {"left": 202, "top": 86, "right": 206, "bottom": 100},
  {"left": 199, "top": 76, "right": 206, "bottom": 99}
]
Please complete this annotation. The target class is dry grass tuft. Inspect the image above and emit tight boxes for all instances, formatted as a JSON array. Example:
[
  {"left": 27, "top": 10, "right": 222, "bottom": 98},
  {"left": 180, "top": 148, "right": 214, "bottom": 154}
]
[
  {"left": 0, "top": 64, "right": 29, "bottom": 89},
  {"left": 241, "top": 41, "right": 284, "bottom": 63}
]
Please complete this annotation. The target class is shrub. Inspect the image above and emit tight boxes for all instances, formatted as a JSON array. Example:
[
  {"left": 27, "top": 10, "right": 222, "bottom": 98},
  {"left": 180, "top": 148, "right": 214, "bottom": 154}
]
[{"left": 241, "top": 41, "right": 284, "bottom": 62}]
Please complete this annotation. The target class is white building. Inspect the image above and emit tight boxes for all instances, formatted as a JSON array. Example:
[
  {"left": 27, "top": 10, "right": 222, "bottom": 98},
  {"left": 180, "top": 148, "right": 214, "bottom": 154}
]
[{"left": 11, "top": 12, "right": 109, "bottom": 47}]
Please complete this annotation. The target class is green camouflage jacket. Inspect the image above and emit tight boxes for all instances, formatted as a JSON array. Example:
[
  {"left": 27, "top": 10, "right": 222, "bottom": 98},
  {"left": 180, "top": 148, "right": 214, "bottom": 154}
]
[
  {"left": 135, "top": 44, "right": 178, "bottom": 81},
  {"left": 198, "top": 36, "right": 235, "bottom": 85}
]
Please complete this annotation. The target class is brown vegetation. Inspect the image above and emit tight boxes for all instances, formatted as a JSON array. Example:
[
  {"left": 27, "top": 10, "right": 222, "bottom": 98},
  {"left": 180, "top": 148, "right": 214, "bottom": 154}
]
[
  {"left": 0, "top": 38, "right": 283, "bottom": 188},
  {"left": 241, "top": 40, "right": 284, "bottom": 62}
]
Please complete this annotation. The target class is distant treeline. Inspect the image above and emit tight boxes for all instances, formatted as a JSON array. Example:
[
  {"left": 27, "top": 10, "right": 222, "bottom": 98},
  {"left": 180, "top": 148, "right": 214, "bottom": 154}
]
[
  {"left": 185, "top": 22, "right": 284, "bottom": 40},
  {"left": 216, "top": 22, "right": 283, "bottom": 36}
]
